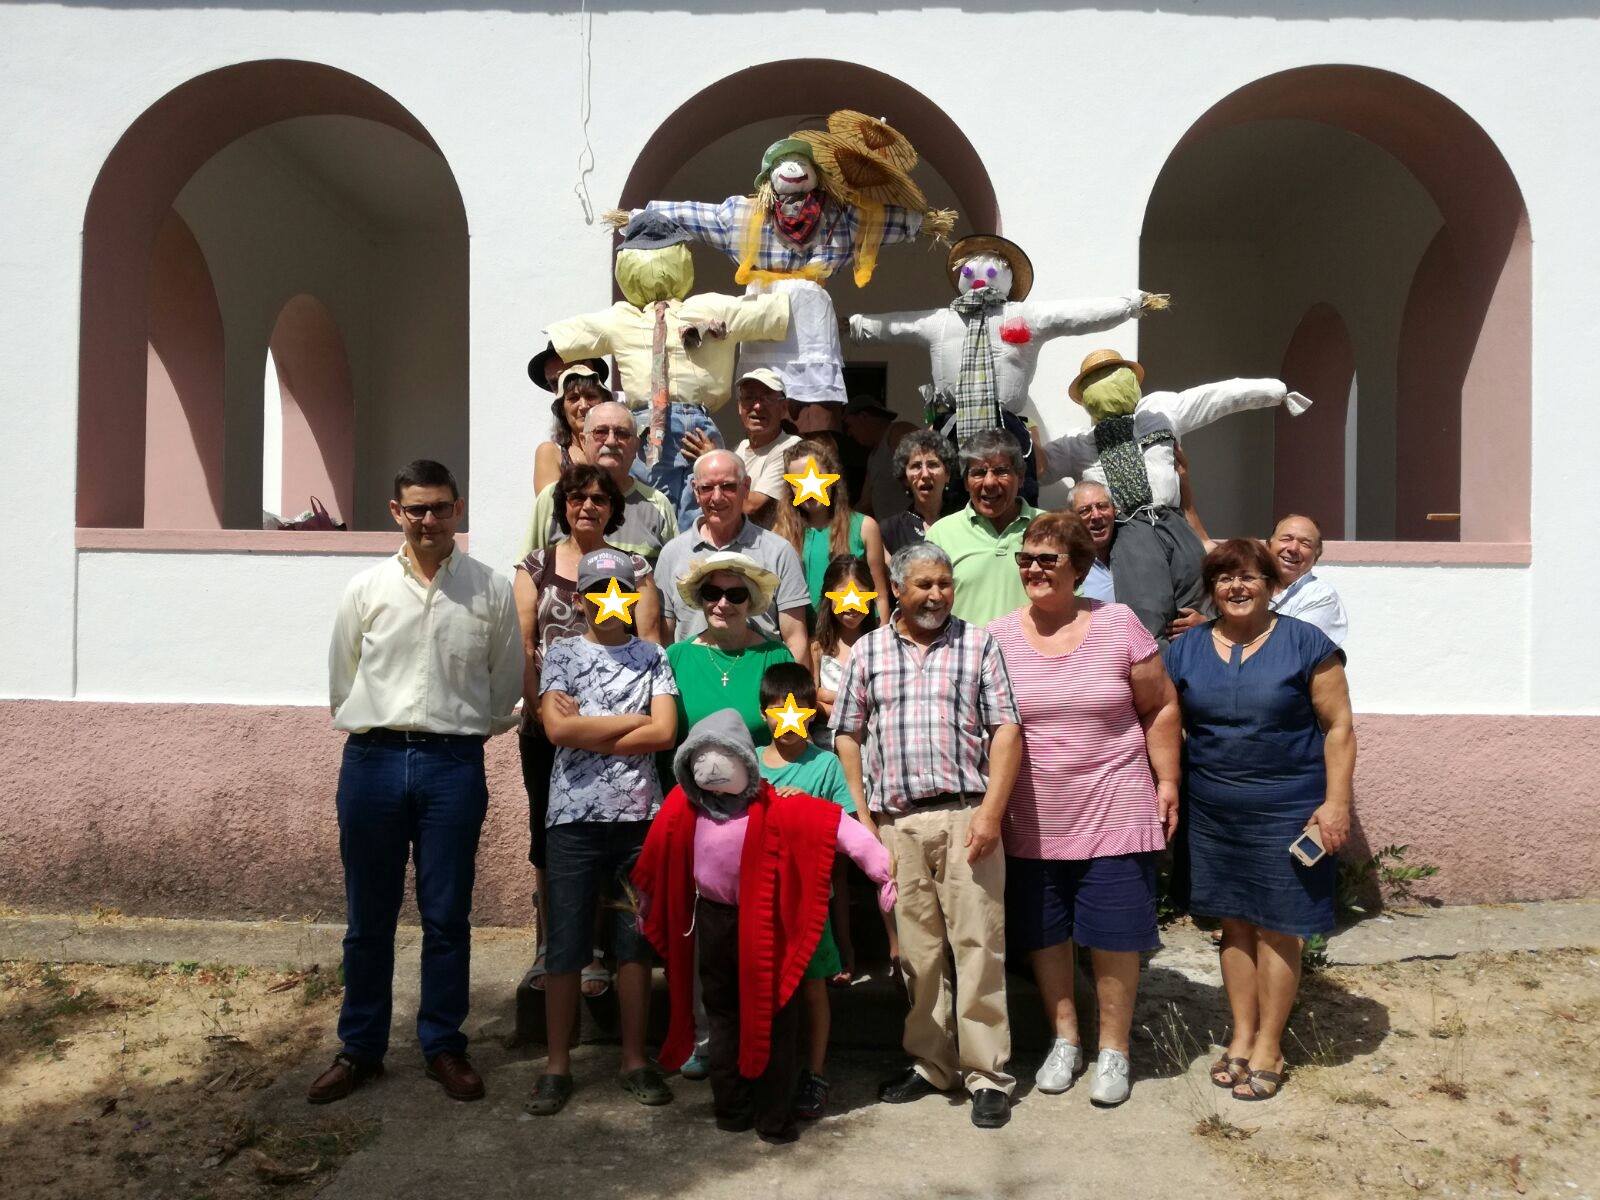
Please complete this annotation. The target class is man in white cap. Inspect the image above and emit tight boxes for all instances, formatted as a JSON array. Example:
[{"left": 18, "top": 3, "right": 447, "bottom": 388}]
[{"left": 731, "top": 368, "right": 800, "bottom": 526}]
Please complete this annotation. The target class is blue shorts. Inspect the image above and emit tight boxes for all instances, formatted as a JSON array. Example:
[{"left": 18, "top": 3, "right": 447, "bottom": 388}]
[
  {"left": 1005, "top": 853, "right": 1160, "bottom": 954},
  {"left": 543, "top": 821, "right": 653, "bottom": 974}
]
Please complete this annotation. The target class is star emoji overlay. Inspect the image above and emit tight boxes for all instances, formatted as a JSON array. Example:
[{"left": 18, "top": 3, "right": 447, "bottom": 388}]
[
  {"left": 783, "top": 456, "right": 840, "bottom": 507},
  {"left": 584, "top": 577, "right": 641, "bottom": 625},
  {"left": 764, "top": 692, "right": 817, "bottom": 740},
  {"left": 824, "top": 580, "right": 877, "bottom": 615}
]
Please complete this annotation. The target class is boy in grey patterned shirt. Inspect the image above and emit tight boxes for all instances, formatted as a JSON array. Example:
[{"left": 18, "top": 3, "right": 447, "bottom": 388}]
[{"left": 531, "top": 549, "right": 678, "bottom": 1116}]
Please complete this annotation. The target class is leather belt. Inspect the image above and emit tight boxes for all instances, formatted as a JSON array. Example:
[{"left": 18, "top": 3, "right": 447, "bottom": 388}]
[{"left": 353, "top": 728, "right": 486, "bottom": 746}]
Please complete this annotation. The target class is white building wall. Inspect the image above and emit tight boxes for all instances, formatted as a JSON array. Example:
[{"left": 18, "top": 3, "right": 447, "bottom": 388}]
[{"left": 2, "top": 3, "right": 1598, "bottom": 712}]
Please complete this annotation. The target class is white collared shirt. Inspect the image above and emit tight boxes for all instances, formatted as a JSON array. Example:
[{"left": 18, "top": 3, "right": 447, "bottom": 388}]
[
  {"left": 329, "top": 545, "right": 524, "bottom": 736},
  {"left": 1269, "top": 571, "right": 1349, "bottom": 647}
]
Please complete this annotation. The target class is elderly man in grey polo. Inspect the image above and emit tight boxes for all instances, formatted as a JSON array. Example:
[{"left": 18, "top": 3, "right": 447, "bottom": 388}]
[{"left": 652, "top": 449, "right": 810, "bottom": 665}]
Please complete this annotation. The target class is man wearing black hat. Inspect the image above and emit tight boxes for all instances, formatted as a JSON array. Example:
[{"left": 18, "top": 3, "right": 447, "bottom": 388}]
[{"left": 841, "top": 395, "right": 919, "bottom": 519}]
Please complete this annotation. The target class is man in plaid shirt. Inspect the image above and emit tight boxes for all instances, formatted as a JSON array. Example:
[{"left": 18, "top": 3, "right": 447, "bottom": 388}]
[{"left": 831, "top": 542, "right": 1022, "bottom": 1129}]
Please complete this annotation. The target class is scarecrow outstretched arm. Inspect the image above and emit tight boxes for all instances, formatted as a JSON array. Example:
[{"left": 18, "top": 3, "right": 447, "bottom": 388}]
[
  {"left": 847, "top": 308, "right": 941, "bottom": 346},
  {"left": 1025, "top": 291, "right": 1152, "bottom": 340},
  {"left": 1039, "top": 427, "right": 1098, "bottom": 486},
  {"left": 546, "top": 309, "right": 620, "bottom": 362},
  {"left": 685, "top": 292, "right": 790, "bottom": 344},
  {"left": 1142, "top": 378, "right": 1311, "bottom": 438},
  {"left": 638, "top": 197, "right": 744, "bottom": 260},
  {"left": 872, "top": 204, "right": 925, "bottom": 246}
]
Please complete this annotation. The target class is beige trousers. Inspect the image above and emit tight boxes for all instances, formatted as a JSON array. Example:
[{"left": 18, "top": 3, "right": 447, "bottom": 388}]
[{"left": 880, "top": 803, "right": 1014, "bottom": 1095}]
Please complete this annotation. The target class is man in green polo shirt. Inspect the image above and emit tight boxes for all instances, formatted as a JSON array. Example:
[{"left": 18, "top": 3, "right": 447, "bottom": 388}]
[{"left": 927, "top": 429, "right": 1040, "bottom": 625}]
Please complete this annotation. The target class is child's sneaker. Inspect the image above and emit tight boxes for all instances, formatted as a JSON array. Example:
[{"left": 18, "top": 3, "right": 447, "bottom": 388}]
[
  {"left": 680, "top": 1052, "right": 710, "bottom": 1080},
  {"left": 794, "top": 1070, "right": 830, "bottom": 1119}
]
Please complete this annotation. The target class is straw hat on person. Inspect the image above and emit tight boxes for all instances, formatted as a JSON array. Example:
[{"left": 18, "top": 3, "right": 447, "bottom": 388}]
[
  {"left": 946, "top": 234, "right": 1035, "bottom": 303},
  {"left": 1069, "top": 349, "right": 1145, "bottom": 403},
  {"left": 675, "top": 551, "right": 780, "bottom": 613}
]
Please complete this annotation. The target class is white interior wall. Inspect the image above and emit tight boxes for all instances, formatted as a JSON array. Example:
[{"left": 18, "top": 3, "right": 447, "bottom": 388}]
[{"left": 1141, "top": 120, "right": 1441, "bottom": 540}]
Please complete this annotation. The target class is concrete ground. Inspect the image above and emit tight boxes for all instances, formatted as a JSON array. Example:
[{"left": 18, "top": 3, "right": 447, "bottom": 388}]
[{"left": 4, "top": 899, "right": 1598, "bottom": 1199}]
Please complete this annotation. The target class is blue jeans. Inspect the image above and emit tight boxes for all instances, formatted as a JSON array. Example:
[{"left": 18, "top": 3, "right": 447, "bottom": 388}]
[
  {"left": 334, "top": 733, "right": 489, "bottom": 1063},
  {"left": 635, "top": 402, "right": 721, "bottom": 528}
]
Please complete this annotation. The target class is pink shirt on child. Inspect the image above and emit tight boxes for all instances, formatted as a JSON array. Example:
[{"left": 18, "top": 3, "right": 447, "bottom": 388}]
[{"left": 693, "top": 807, "right": 893, "bottom": 907}]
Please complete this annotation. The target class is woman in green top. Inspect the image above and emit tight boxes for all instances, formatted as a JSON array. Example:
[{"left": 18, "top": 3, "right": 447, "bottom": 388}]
[
  {"left": 666, "top": 551, "right": 794, "bottom": 747},
  {"left": 774, "top": 438, "right": 892, "bottom": 623}
]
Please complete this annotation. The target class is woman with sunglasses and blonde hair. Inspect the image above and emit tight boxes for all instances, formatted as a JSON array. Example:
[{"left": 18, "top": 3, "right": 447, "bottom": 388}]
[{"left": 988, "top": 510, "right": 1181, "bottom": 1109}]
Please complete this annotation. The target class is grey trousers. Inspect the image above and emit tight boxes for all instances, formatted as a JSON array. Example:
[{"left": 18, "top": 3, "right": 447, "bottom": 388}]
[{"left": 1109, "top": 507, "right": 1207, "bottom": 644}]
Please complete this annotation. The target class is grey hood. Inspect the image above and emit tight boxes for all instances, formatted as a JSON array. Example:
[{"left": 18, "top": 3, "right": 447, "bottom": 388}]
[{"left": 672, "top": 708, "right": 763, "bottom": 822}]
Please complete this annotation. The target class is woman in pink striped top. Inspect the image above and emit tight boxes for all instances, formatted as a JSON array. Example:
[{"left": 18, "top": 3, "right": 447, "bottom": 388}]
[{"left": 988, "top": 511, "right": 1181, "bottom": 1107}]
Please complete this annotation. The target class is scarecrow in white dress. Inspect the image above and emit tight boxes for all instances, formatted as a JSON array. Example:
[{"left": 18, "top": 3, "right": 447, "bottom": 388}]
[
  {"left": 1041, "top": 349, "right": 1311, "bottom": 642},
  {"left": 849, "top": 233, "right": 1167, "bottom": 502},
  {"left": 606, "top": 111, "right": 956, "bottom": 407}
]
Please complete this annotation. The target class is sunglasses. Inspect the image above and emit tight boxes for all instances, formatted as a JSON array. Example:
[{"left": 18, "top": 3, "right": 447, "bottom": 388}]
[
  {"left": 1014, "top": 551, "right": 1064, "bottom": 569},
  {"left": 564, "top": 491, "right": 611, "bottom": 509},
  {"left": 699, "top": 583, "right": 751, "bottom": 605},
  {"left": 399, "top": 502, "right": 456, "bottom": 520}
]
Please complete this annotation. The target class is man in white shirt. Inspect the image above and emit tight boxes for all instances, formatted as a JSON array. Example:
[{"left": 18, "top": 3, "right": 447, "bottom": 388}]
[
  {"left": 1267, "top": 514, "right": 1349, "bottom": 646},
  {"left": 731, "top": 368, "right": 799, "bottom": 527},
  {"left": 311, "top": 460, "right": 522, "bottom": 1107},
  {"left": 1070, "top": 480, "right": 1118, "bottom": 604}
]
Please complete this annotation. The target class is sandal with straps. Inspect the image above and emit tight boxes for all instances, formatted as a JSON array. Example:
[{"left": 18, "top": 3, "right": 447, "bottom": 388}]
[
  {"left": 1210, "top": 1054, "right": 1250, "bottom": 1089},
  {"left": 1233, "top": 1062, "right": 1286, "bottom": 1102}
]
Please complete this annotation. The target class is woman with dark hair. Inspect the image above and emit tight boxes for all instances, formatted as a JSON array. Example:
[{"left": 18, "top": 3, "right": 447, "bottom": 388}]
[
  {"left": 532, "top": 366, "right": 609, "bottom": 494},
  {"left": 1164, "top": 538, "right": 1355, "bottom": 1103},
  {"left": 879, "top": 429, "right": 960, "bottom": 556},
  {"left": 773, "top": 438, "right": 891, "bottom": 623},
  {"left": 988, "top": 510, "right": 1181, "bottom": 1107},
  {"left": 513, "top": 462, "right": 663, "bottom": 996}
]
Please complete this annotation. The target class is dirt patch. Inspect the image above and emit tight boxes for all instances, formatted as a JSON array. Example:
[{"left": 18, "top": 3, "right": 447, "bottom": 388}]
[
  {"left": 0, "top": 959, "right": 360, "bottom": 1197},
  {"left": 1165, "top": 948, "right": 1600, "bottom": 1199}
]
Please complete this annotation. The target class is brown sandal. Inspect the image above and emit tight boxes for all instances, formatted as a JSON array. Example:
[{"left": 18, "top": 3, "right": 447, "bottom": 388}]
[
  {"left": 1232, "top": 1063, "right": 1286, "bottom": 1102},
  {"left": 1210, "top": 1055, "right": 1250, "bottom": 1088}
]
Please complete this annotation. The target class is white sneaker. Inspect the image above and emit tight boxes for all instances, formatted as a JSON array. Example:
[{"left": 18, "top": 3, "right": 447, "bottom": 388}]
[
  {"left": 1034, "top": 1038, "right": 1083, "bottom": 1093},
  {"left": 1089, "top": 1049, "right": 1131, "bottom": 1107}
]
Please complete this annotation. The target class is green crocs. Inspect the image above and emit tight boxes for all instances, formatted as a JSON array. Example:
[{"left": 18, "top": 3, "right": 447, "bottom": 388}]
[
  {"left": 524, "top": 1073, "right": 573, "bottom": 1116},
  {"left": 618, "top": 1064, "right": 674, "bottom": 1107}
]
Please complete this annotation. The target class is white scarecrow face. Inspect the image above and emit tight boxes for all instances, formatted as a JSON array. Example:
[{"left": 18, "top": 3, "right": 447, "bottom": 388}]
[
  {"left": 956, "top": 254, "right": 1014, "bottom": 299},
  {"left": 770, "top": 153, "right": 819, "bottom": 196},
  {"left": 690, "top": 746, "right": 749, "bottom": 796}
]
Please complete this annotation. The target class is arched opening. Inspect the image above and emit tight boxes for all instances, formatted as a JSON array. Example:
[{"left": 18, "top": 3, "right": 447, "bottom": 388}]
[
  {"left": 264, "top": 295, "right": 355, "bottom": 526},
  {"left": 79, "top": 61, "right": 468, "bottom": 532},
  {"left": 144, "top": 211, "right": 226, "bottom": 529},
  {"left": 618, "top": 61, "right": 999, "bottom": 434},
  {"left": 1140, "top": 65, "right": 1530, "bottom": 544}
]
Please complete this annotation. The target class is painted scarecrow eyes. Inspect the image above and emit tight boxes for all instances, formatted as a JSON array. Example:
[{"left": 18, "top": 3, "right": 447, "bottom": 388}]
[
  {"left": 961, "top": 266, "right": 973, "bottom": 278},
  {"left": 986, "top": 267, "right": 997, "bottom": 279}
]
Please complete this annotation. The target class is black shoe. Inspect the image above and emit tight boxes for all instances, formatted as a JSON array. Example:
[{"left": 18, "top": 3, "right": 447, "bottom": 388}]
[
  {"left": 971, "top": 1087, "right": 1010, "bottom": 1129},
  {"left": 878, "top": 1066, "right": 945, "bottom": 1104},
  {"left": 794, "top": 1070, "right": 830, "bottom": 1120},
  {"left": 757, "top": 1125, "right": 798, "bottom": 1145},
  {"left": 714, "top": 1108, "right": 754, "bottom": 1133}
]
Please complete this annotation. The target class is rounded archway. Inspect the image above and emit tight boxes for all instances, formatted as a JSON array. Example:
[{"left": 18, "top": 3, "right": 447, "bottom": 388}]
[
  {"left": 1140, "top": 65, "right": 1530, "bottom": 544},
  {"left": 79, "top": 61, "right": 468, "bottom": 531}
]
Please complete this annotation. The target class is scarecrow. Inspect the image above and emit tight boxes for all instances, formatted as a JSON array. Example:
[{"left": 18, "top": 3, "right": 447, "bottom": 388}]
[
  {"left": 605, "top": 110, "right": 957, "bottom": 407},
  {"left": 1042, "top": 349, "right": 1311, "bottom": 641},
  {"left": 850, "top": 233, "right": 1168, "bottom": 502},
  {"left": 632, "top": 709, "right": 894, "bottom": 1144},
  {"left": 546, "top": 212, "right": 789, "bottom": 522}
]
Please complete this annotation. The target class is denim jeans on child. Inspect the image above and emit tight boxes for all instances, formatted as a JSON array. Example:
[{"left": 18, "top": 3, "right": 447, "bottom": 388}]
[{"left": 334, "top": 732, "right": 488, "bottom": 1064}]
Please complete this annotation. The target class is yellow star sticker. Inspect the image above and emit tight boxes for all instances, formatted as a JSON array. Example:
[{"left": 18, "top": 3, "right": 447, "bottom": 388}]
[
  {"left": 783, "top": 456, "right": 840, "bottom": 507},
  {"left": 824, "top": 580, "right": 877, "bottom": 615},
  {"left": 764, "top": 692, "right": 817, "bottom": 740},
  {"left": 584, "top": 577, "right": 641, "bottom": 625}
]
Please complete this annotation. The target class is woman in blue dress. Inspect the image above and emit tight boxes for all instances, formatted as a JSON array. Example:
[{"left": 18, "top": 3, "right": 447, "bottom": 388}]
[{"left": 1163, "top": 538, "right": 1355, "bottom": 1103}]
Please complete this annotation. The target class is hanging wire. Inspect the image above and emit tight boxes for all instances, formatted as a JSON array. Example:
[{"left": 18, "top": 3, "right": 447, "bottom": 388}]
[{"left": 573, "top": 0, "right": 597, "bottom": 223}]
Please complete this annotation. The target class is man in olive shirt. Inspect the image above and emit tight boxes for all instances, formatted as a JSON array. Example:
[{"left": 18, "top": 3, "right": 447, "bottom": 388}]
[
  {"left": 311, "top": 460, "right": 522, "bottom": 1106},
  {"left": 926, "top": 430, "right": 1040, "bottom": 625}
]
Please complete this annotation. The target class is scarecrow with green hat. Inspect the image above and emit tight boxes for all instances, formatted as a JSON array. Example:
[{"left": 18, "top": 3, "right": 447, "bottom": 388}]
[
  {"left": 1041, "top": 349, "right": 1312, "bottom": 641},
  {"left": 605, "top": 111, "right": 955, "bottom": 407}
]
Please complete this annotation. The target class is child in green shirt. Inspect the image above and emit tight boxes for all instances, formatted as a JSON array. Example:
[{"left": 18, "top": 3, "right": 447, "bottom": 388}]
[{"left": 757, "top": 661, "right": 868, "bottom": 1122}]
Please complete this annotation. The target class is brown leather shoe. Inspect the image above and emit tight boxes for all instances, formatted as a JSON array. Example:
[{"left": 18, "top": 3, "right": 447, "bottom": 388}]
[
  {"left": 426, "top": 1052, "right": 486, "bottom": 1102},
  {"left": 306, "top": 1053, "right": 383, "bottom": 1104}
]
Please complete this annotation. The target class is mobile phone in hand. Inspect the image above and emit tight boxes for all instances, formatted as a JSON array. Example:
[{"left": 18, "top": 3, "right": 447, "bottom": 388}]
[{"left": 1289, "top": 826, "right": 1326, "bottom": 867}]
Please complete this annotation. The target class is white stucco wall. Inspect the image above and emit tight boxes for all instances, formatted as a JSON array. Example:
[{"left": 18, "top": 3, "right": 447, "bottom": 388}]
[{"left": 2, "top": 3, "right": 1597, "bottom": 714}]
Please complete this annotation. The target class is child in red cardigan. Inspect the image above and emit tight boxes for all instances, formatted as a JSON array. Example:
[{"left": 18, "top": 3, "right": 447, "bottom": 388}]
[{"left": 633, "top": 708, "right": 894, "bottom": 1143}]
